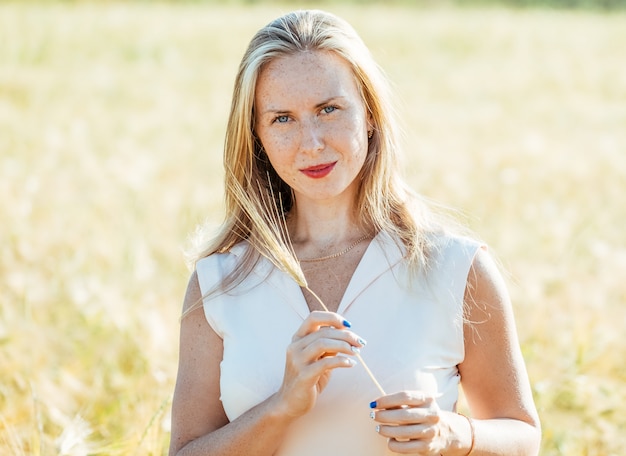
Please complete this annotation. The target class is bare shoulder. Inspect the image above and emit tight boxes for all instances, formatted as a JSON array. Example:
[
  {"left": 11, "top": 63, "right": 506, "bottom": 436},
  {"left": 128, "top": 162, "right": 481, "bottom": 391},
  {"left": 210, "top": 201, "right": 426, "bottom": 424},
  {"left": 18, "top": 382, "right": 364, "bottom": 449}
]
[
  {"left": 181, "top": 269, "right": 197, "bottom": 304},
  {"left": 182, "top": 270, "right": 203, "bottom": 315},
  {"left": 463, "top": 246, "right": 514, "bottom": 335},
  {"left": 169, "top": 270, "right": 229, "bottom": 454},
  {"left": 459, "top": 247, "right": 539, "bottom": 427}
]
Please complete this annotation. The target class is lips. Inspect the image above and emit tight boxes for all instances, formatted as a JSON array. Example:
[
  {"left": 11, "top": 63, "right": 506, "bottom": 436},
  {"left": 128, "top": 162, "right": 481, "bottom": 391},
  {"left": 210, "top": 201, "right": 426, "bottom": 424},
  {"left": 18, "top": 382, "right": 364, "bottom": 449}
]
[{"left": 300, "top": 161, "right": 337, "bottom": 179}]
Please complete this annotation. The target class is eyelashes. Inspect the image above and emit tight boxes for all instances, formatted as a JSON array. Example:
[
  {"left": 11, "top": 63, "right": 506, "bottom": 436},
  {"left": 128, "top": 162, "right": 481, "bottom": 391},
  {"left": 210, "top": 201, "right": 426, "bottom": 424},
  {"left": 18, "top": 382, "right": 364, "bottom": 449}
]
[
  {"left": 274, "top": 115, "right": 290, "bottom": 124},
  {"left": 271, "top": 105, "right": 340, "bottom": 124}
]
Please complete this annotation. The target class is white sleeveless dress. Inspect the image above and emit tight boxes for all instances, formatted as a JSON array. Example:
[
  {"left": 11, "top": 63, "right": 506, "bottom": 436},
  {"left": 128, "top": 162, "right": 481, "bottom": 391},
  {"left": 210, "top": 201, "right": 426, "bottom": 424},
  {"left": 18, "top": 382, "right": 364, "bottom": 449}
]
[{"left": 197, "top": 230, "right": 482, "bottom": 456}]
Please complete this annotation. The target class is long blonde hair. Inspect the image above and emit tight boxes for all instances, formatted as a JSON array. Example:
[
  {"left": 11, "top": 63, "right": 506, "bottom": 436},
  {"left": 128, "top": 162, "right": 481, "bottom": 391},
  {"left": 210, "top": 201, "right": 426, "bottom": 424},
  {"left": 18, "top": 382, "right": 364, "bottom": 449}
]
[{"left": 193, "top": 10, "right": 440, "bottom": 293}]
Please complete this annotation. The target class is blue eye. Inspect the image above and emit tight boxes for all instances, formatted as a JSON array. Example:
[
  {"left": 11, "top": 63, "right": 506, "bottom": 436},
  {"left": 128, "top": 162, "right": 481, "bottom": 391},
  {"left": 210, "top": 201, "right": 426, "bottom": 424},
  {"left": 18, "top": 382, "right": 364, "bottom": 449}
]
[
  {"left": 275, "top": 115, "right": 289, "bottom": 123},
  {"left": 323, "top": 105, "right": 337, "bottom": 114}
]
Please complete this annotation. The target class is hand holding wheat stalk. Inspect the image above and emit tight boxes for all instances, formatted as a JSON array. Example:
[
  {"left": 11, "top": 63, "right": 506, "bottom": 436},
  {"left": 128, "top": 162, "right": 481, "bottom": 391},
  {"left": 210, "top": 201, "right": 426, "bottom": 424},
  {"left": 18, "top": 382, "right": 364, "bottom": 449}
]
[{"left": 229, "top": 171, "right": 386, "bottom": 396}]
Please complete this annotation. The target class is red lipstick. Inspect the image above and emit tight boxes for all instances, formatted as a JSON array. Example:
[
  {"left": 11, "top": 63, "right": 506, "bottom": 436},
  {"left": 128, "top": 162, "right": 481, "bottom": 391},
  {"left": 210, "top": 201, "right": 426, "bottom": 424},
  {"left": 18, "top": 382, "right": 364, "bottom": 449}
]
[{"left": 300, "top": 161, "right": 336, "bottom": 179}]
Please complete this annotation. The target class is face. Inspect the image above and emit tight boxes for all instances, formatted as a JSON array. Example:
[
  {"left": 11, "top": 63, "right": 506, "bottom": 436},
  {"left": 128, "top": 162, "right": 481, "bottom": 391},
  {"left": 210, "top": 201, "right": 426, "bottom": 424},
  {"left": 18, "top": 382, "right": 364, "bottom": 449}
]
[{"left": 254, "top": 50, "right": 371, "bottom": 207}]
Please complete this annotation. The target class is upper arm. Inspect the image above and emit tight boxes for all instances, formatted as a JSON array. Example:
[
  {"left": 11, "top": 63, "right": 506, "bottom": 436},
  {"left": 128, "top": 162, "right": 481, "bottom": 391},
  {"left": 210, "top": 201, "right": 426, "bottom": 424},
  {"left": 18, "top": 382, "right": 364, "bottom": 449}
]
[
  {"left": 169, "top": 271, "right": 229, "bottom": 455},
  {"left": 458, "top": 247, "right": 540, "bottom": 428}
]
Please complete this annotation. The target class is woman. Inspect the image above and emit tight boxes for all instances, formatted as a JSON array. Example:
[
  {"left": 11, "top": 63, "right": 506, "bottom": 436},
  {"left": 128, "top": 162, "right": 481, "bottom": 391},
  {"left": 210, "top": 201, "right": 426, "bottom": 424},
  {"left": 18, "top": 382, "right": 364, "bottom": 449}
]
[{"left": 169, "top": 10, "right": 541, "bottom": 456}]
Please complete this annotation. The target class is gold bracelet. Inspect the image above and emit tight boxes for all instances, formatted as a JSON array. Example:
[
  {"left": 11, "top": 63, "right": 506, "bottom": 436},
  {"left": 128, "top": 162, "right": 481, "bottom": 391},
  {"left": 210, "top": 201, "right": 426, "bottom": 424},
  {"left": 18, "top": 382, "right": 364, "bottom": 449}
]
[{"left": 458, "top": 413, "right": 476, "bottom": 456}]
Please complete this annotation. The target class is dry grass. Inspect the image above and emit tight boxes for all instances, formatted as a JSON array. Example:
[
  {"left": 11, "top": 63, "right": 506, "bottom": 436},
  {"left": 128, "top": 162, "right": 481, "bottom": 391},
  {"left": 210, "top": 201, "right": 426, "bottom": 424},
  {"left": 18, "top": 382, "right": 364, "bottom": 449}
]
[{"left": 1, "top": 2, "right": 624, "bottom": 455}]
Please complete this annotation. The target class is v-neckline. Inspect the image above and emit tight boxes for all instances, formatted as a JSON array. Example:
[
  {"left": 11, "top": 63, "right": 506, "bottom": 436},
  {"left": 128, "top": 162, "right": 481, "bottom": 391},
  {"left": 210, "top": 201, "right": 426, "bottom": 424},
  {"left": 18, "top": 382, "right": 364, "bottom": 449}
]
[
  {"left": 243, "top": 231, "right": 405, "bottom": 320},
  {"left": 335, "top": 230, "right": 404, "bottom": 315}
]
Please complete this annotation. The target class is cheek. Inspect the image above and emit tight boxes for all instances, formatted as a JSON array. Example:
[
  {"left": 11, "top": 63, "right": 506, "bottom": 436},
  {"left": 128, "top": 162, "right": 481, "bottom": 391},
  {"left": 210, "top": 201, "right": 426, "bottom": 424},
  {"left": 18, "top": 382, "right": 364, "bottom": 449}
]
[
  {"left": 261, "top": 125, "right": 298, "bottom": 148},
  {"left": 339, "top": 123, "right": 368, "bottom": 158},
  {"left": 261, "top": 138, "right": 295, "bottom": 180},
  {"left": 337, "top": 113, "right": 367, "bottom": 144},
  {"left": 259, "top": 130, "right": 288, "bottom": 159}
]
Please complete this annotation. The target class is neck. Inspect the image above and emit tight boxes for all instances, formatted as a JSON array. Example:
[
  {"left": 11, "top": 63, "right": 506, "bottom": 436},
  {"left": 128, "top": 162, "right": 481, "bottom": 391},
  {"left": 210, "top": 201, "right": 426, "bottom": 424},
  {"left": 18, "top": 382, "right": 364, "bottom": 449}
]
[{"left": 286, "top": 199, "right": 371, "bottom": 257}]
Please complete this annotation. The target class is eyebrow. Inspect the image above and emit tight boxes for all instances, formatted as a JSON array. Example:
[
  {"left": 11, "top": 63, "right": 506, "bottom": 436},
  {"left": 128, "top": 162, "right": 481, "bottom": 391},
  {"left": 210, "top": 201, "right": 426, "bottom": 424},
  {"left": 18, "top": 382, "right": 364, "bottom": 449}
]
[{"left": 259, "top": 96, "right": 346, "bottom": 116}]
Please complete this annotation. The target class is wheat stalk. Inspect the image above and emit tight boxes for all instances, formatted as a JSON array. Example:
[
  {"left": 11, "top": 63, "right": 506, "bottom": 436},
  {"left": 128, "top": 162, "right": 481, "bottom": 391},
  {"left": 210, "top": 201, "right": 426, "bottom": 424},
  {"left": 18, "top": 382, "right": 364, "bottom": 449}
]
[{"left": 228, "top": 171, "right": 386, "bottom": 395}]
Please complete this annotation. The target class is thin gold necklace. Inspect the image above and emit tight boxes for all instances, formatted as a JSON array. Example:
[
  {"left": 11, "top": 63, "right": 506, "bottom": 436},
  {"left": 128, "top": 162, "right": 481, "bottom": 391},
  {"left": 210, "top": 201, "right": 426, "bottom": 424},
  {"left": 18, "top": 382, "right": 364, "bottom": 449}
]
[{"left": 298, "top": 235, "right": 370, "bottom": 263}]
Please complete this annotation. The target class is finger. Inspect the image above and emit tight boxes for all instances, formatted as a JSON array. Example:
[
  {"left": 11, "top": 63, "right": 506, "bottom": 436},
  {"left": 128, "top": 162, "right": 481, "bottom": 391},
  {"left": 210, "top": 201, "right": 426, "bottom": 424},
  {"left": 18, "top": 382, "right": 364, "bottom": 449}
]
[
  {"left": 293, "top": 311, "right": 352, "bottom": 339},
  {"left": 370, "top": 390, "right": 437, "bottom": 410},
  {"left": 297, "top": 354, "right": 357, "bottom": 383},
  {"left": 376, "top": 423, "right": 437, "bottom": 441},
  {"left": 298, "top": 323, "right": 364, "bottom": 347},
  {"left": 372, "top": 406, "right": 440, "bottom": 425},
  {"left": 386, "top": 437, "right": 439, "bottom": 455},
  {"left": 283, "top": 351, "right": 357, "bottom": 393},
  {"left": 300, "top": 337, "right": 361, "bottom": 363},
  {"left": 286, "top": 328, "right": 361, "bottom": 364}
]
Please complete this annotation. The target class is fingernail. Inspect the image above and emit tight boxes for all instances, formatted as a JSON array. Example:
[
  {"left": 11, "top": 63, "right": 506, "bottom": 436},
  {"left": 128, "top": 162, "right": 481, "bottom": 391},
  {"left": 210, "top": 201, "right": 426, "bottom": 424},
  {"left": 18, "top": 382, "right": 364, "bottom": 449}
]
[
  {"left": 358, "top": 337, "right": 367, "bottom": 346},
  {"left": 346, "top": 358, "right": 357, "bottom": 366},
  {"left": 369, "top": 410, "right": 376, "bottom": 419},
  {"left": 375, "top": 425, "right": 380, "bottom": 433},
  {"left": 342, "top": 319, "right": 352, "bottom": 328},
  {"left": 369, "top": 401, "right": 377, "bottom": 409},
  {"left": 350, "top": 346, "right": 360, "bottom": 354}
]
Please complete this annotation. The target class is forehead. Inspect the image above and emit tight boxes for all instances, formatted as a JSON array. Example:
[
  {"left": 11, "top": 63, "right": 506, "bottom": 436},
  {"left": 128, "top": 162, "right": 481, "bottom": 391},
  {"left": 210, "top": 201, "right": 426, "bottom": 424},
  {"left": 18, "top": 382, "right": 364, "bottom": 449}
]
[{"left": 255, "top": 51, "right": 360, "bottom": 107}]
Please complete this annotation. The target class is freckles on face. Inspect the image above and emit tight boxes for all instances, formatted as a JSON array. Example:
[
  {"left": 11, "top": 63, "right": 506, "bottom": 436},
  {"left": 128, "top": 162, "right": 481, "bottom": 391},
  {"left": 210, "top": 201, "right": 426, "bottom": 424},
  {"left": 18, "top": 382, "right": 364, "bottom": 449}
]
[{"left": 253, "top": 51, "right": 371, "bottom": 201}]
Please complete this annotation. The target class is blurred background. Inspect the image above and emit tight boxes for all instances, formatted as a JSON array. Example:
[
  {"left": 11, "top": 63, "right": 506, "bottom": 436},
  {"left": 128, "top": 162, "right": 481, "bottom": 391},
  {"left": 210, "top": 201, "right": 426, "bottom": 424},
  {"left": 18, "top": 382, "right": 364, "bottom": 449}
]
[{"left": 1, "top": 1, "right": 625, "bottom": 454}]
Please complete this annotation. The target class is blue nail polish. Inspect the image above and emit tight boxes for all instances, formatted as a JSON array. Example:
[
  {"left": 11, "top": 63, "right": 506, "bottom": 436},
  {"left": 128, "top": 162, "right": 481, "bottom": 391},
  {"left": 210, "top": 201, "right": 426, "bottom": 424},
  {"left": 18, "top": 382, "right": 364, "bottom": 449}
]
[
  {"left": 358, "top": 337, "right": 367, "bottom": 346},
  {"left": 342, "top": 319, "right": 352, "bottom": 328},
  {"left": 369, "top": 401, "right": 377, "bottom": 408},
  {"left": 350, "top": 346, "right": 360, "bottom": 354}
]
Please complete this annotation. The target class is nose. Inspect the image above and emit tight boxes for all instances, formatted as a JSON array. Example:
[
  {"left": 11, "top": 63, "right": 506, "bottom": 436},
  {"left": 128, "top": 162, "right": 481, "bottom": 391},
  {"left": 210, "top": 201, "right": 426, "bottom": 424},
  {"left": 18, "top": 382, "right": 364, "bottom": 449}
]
[{"left": 299, "top": 118, "right": 324, "bottom": 155}]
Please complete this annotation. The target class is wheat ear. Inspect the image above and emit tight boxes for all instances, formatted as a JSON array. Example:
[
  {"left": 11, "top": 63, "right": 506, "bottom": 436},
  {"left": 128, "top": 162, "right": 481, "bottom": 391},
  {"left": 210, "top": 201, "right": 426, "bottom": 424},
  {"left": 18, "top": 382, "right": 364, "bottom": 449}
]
[
  {"left": 229, "top": 171, "right": 385, "bottom": 395},
  {"left": 304, "top": 286, "right": 386, "bottom": 395}
]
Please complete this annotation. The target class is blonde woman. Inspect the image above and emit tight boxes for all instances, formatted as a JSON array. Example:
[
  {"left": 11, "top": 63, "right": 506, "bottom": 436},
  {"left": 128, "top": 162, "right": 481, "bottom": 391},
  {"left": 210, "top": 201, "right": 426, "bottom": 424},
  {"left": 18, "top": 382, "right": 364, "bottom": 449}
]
[{"left": 169, "top": 10, "right": 540, "bottom": 456}]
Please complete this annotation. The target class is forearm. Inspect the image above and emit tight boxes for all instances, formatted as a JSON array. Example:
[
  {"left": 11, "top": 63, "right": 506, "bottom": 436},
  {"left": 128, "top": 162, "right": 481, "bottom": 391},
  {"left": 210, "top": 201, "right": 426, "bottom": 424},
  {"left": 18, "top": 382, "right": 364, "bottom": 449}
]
[
  {"left": 174, "top": 395, "right": 294, "bottom": 456},
  {"left": 444, "top": 413, "right": 541, "bottom": 456},
  {"left": 469, "top": 417, "right": 541, "bottom": 456}
]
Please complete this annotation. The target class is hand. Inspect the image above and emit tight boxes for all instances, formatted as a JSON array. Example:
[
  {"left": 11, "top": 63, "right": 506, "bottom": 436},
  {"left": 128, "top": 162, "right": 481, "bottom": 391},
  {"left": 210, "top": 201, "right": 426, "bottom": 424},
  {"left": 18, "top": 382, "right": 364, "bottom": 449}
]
[
  {"left": 370, "top": 391, "right": 452, "bottom": 455},
  {"left": 271, "top": 311, "right": 365, "bottom": 418}
]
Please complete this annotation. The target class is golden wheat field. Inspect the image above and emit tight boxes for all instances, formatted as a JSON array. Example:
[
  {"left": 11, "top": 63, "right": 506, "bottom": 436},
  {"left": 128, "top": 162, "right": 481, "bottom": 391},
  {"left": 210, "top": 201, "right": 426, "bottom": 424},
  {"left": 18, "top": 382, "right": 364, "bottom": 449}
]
[{"left": 1, "top": 1, "right": 625, "bottom": 455}]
